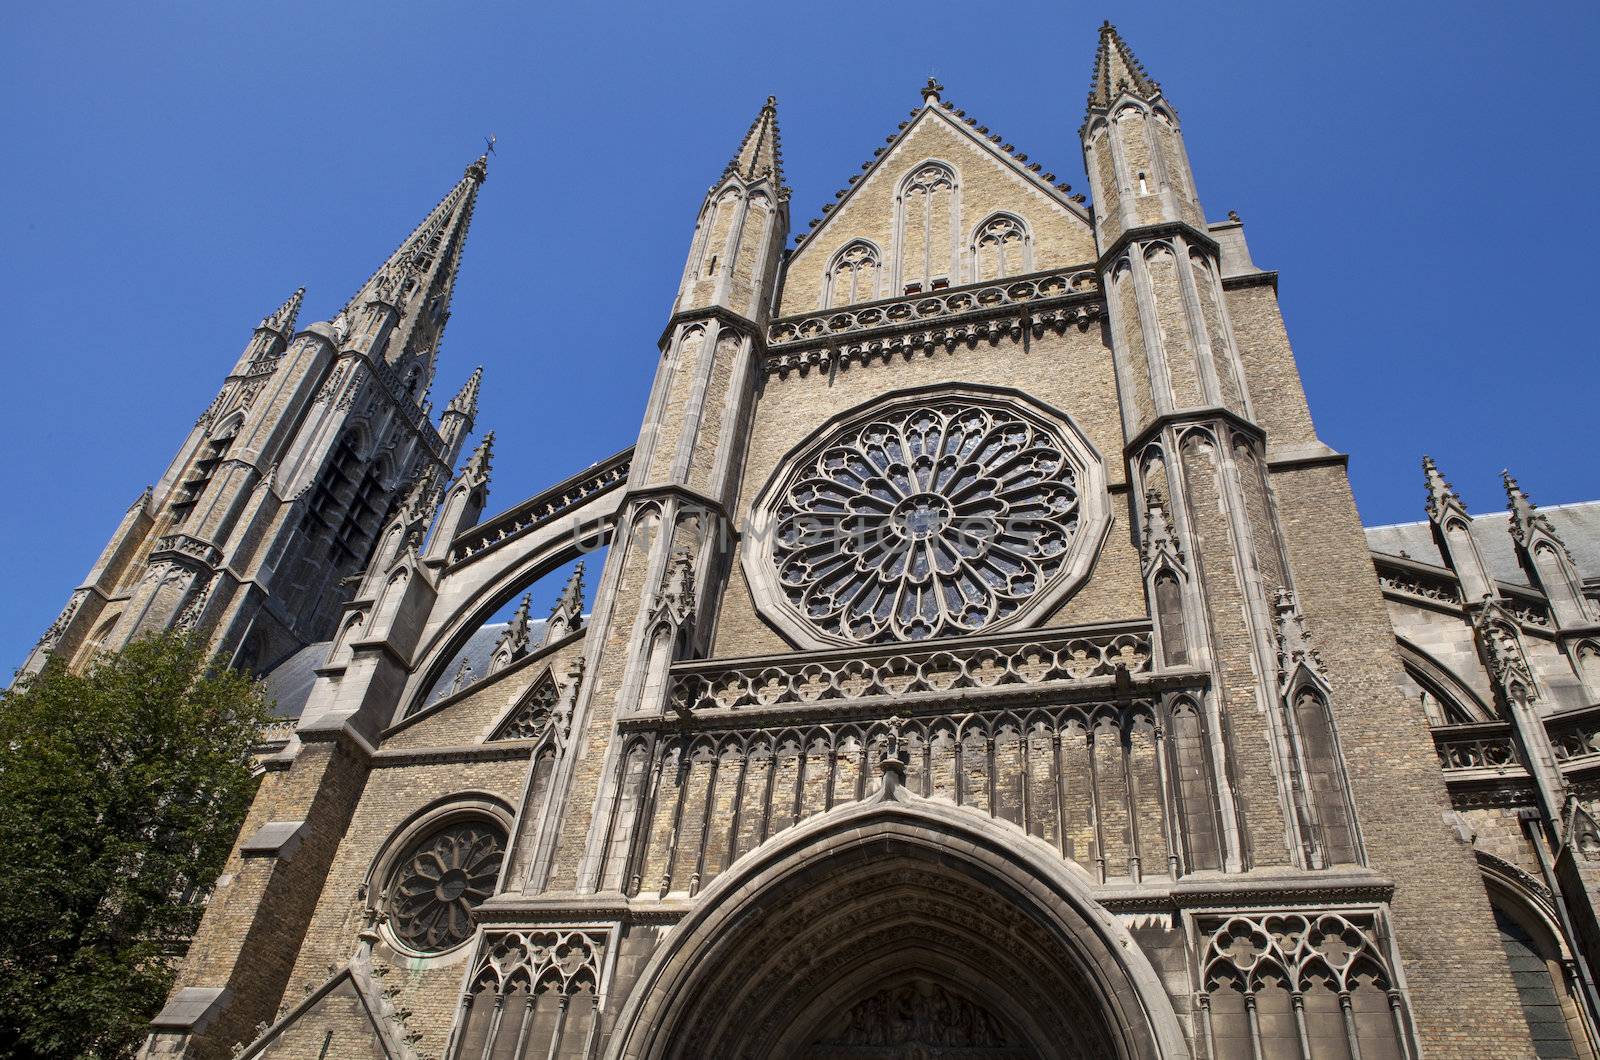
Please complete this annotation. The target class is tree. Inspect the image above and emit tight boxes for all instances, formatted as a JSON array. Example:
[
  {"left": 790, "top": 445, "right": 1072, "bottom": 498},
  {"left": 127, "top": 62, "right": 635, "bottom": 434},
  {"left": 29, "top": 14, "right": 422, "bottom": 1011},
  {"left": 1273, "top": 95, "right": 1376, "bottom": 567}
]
[{"left": 0, "top": 632, "right": 272, "bottom": 1058}]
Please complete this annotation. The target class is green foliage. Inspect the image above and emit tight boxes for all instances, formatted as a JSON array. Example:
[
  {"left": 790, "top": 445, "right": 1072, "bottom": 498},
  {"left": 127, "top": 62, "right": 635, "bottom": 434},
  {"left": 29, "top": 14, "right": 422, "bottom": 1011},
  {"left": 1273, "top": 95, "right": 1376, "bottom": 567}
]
[{"left": 0, "top": 633, "right": 272, "bottom": 1058}]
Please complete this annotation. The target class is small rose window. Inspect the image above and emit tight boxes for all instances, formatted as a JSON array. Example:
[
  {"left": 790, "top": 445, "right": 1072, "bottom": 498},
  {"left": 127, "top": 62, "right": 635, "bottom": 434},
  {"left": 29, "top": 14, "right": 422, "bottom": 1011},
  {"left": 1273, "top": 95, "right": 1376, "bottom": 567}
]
[{"left": 385, "top": 819, "right": 507, "bottom": 954}]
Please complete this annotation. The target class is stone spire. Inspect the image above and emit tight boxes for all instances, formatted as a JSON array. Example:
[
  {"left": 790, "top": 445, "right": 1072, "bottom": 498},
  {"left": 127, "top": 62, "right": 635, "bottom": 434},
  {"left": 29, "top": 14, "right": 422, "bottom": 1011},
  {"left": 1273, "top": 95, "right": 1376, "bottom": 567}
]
[
  {"left": 545, "top": 562, "right": 587, "bottom": 645},
  {"left": 260, "top": 286, "right": 305, "bottom": 336},
  {"left": 444, "top": 366, "right": 482, "bottom": 420},
  {"left": 1087, "top": 21, "right": 1163, "bottom": 111},
  {"left": 487, "top": 594, "right": 533, "bottom": 675},
  {"left": 437, "top": 366, "right": 482, "bottom": 464},
  {"left": 332, "top": 152, "right": 487, "bottom": 380},
  {"left": 1504, "top": 471, "right": 1593, "bottom": 628},
  {"left": 1504, "top": 471, "right": 1565, "bottom": 552},
  {"left": 460, "top": 430, "right": 494, "bottom": 489},
  {"left": 723, "top": 96, "right": 784, "bottom": 188},
  {"left": 1423, "top": 456, "right": 1469, "bottom": 524}
]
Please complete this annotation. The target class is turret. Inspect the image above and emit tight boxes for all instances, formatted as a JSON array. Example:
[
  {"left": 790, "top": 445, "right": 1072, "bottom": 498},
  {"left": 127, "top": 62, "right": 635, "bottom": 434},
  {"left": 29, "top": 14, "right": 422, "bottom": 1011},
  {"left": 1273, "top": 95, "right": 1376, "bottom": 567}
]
[
  {"left": 228, "top": 287, "right": 304, "bottom": 377},
  {"left": 673, "top": 96, "right": 789, "bottom": 322},
  {"left": 1083, "top": 23, "right": 1251, "bottom": 434},
  {"left": 1423, "top": 456, "right": 1498, "bottom": 604},
  {"left": 1505, "top": 472, "right": 1593, "bottom": 628},
  {"left": 424, "top": 432, "right": 493, "bottom": 565},
  {"left": 438, "top": 365, "right": 482, "bottom": 465}
]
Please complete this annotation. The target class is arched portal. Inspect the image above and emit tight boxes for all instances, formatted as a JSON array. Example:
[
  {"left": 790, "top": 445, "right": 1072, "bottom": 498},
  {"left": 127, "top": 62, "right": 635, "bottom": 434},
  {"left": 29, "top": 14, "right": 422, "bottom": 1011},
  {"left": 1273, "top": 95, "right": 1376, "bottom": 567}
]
[{"left": 606, "top": 784, "right": 1190, "bottom": 1060}]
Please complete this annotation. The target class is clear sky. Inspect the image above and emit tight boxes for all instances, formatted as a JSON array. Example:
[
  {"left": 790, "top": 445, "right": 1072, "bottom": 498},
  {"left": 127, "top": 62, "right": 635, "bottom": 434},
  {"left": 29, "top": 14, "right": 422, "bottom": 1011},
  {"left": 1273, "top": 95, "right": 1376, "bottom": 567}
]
[{"left": 3, "top": 1, "right": 1597, "bottom": 673}]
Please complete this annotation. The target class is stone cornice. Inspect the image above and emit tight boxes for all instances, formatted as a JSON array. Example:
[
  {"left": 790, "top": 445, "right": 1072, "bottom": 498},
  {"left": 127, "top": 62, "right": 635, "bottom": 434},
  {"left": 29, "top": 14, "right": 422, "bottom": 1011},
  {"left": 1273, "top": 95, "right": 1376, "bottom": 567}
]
[
  {"left": 1221, "top": 270, "right": 1279, "bottom": 292},
  {"left": 656, "top": 305, "right": 764, "bottom": 351},
  {"left": 621, "top": 482, "right": 734, "bottom": 526},
  {"left": 765, "top": 266, "right": 1103, "bottom": 364},
  {"left": 1094, "top": 220, "right": 1221, "bottom": 273},
  {"left": 1124, "top": 406, "right": 1265, "bottom": 458}
]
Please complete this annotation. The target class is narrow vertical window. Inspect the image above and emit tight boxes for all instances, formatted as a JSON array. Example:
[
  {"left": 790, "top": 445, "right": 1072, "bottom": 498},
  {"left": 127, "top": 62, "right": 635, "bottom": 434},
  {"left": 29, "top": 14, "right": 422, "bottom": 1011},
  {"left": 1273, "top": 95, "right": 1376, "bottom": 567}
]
[{"left": 896, "top": 163, "right": 956, "bottom": 293}]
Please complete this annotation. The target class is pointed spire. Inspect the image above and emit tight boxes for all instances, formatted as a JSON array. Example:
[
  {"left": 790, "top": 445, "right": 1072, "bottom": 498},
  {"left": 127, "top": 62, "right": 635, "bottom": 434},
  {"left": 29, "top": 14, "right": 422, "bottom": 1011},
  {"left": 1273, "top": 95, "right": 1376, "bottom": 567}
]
[
  {"left": 487, "top": 594, "right": 532, "bottom": 675},
  {"left": 545, "top": 562, "right": 587, "bottom": 645},
  {"left": 460, "top": 431, "right": 494, "bottom": 486},
  {"left": 724, "top": 96, "right": 784, "bottom": 188},
  {"left": 260, "top": 287, "right": 305, "bottom": 335},
  {"left": 1423, "top": 455, "right": 1466, "bottom": 523},
  {"left": 1503, "top": 471, "right": 1565, "bottom": 552},
  {"left": 1087, "top": 21, "right": 1162, "bottom": 111},
  {"left": 333, "top": 151, "right": 486, "bottom": 372},
  {"left": 445, "top": 366, "right": 482, "bottom": 420}
]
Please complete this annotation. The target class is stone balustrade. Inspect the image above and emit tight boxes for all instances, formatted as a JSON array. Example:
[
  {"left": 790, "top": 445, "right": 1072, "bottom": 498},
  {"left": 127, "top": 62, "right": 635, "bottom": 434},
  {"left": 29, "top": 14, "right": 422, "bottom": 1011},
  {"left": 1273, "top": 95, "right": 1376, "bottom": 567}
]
[
  {"left": 668, "top": 620, "right": 1158, "bottom": 719},
  {"left": 448, "top": 447, "right": 631, "bottom": 565}
]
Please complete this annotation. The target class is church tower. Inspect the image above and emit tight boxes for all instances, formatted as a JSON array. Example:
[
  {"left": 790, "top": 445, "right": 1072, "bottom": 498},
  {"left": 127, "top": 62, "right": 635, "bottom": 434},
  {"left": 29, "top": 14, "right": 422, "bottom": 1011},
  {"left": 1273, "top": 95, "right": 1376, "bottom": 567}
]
[{"left": 20, "top": 156, "right": 488, "bottom": 680}]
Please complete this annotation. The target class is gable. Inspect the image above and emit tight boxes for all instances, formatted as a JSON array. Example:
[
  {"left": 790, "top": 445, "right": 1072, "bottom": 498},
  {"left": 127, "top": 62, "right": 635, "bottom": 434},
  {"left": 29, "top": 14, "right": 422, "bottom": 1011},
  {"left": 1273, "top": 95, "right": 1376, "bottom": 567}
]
[{"left": 779, "top": 105, "right": 1096, "bottom": 315}]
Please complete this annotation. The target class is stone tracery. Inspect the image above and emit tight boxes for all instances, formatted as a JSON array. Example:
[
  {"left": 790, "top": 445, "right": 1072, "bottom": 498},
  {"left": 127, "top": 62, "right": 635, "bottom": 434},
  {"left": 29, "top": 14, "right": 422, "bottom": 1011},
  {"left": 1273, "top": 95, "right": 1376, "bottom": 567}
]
[{"left": 759, "top": 393, "right": 1101, "bottom": 646}]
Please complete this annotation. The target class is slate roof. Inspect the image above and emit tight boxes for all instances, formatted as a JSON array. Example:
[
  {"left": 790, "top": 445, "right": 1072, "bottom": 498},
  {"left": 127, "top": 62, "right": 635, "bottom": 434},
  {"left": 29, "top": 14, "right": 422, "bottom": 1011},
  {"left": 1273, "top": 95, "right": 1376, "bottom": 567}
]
[{"left": 1365, "top": 500, "right": 1600, "bottom": 587}]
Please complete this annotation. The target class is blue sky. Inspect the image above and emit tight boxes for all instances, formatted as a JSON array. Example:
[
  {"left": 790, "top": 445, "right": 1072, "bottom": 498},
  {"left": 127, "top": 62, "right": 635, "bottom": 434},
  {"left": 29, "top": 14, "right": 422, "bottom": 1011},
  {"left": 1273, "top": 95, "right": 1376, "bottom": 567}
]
[{"left": 2, "top": 1, "right": 1597, "bottom": 671}]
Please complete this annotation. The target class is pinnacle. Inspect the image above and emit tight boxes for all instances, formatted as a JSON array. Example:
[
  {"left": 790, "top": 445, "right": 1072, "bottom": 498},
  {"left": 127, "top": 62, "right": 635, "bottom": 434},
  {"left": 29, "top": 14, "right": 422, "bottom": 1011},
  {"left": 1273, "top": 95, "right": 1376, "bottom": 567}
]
[
  {"left": 1423, "top": 455, "right": 1463, "bottom": 519},
  {"left": 1087, "top": 21, "right": 1162, "bottom": 111},
  {"left": 724, "top": 95, "right": 784, "bottom": 188},
  {"left": 261, "top": 286, "right": 305, "bottom": 334},
  {"left": 445, "top": 366, "right": 482, "bottom": 419},
  {"left": 337, "top": 153, "right": 485, "bottom": 323},
  {"left": 462, "top": 431, "right": 494, "bottom": 479}
]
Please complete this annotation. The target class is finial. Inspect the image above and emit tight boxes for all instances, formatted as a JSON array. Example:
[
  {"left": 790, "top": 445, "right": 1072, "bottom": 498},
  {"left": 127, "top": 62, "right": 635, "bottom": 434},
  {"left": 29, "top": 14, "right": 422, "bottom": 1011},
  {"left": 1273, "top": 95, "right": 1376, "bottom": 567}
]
[
  {"left": 921, "top": 76, "right": 944, "bottom": 105},
  {"left": 445, "top": 366, "right": 482, "bottom": 419},
  {"left": 1422, "top": 455, "right": 1462, "bottom": 521}
]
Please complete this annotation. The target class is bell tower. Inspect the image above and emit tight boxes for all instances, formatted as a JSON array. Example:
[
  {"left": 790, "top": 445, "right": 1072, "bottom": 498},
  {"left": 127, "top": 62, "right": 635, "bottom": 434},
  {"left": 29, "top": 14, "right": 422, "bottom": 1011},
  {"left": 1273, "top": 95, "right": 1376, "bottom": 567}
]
[{"left": 19, "top": 155, "right": 488, "bottom": 680}]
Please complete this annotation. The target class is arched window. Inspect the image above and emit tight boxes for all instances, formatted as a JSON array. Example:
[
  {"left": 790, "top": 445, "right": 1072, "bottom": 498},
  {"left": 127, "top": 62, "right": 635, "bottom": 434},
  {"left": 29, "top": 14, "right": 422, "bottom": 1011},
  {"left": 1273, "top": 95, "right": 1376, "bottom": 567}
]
[
  {"left": 970, "top": 213, "right": 1032, "bottom": 283},
  {"left": 298, "top": 431, "right": 388, "bottom": 564},
  {"left": 895, "top": 162, "right": 957, "bottom": 294},
  {"left": 822, "top": 240, "right": 882, "bottom": 308},
  {"left": 171, "top": 418, "right": 240, "bottom": 525},
  {"left": 1292, "top": 687, "right": 1358, "bottom": 866}
]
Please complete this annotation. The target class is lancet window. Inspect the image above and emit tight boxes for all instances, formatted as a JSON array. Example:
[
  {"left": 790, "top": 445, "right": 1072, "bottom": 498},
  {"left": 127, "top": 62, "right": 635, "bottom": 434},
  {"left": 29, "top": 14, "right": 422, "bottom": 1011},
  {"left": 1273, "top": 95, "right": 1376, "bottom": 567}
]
[
  {"left": 971, "top": 213, "right": 1032, "bottom": 282},
  {"left": 895, "top": 162, "right": 957, "bottom": 294},
  {"left": 823, "top": 240, "right": 882, "bottom": 308}
]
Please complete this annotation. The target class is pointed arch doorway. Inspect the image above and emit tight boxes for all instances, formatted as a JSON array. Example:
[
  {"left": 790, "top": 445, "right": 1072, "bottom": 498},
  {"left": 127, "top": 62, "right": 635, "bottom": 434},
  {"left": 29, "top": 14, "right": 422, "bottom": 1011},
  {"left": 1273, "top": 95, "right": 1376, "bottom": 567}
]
[{"left": 605, "top": 783, "right": 1191, "bottom": 1060}]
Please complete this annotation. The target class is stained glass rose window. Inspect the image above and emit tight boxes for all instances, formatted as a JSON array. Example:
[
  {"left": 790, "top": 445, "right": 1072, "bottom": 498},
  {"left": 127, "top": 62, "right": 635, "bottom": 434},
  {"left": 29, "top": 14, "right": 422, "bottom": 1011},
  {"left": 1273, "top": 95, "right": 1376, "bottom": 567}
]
[
  {"left": 747, "top": 389, "right": 1106, "bottom": 647},
  {"left": 385, "top": 820, "right": 507, "bottom": 954}
]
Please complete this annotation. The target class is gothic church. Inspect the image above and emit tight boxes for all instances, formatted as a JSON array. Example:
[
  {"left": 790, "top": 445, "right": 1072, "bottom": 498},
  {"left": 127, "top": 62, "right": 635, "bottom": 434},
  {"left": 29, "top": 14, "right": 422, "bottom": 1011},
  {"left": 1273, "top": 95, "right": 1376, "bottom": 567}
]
[{"left": 25, "top": 23, "right": 1600, "bottom": 1060}]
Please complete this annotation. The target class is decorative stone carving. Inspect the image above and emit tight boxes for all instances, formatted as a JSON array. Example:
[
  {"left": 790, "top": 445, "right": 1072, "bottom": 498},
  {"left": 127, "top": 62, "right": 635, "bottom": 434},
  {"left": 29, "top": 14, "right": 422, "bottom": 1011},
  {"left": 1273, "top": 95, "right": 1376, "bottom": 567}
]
[
  {"left": 385, "top": 820, "right": 507, "bottom": 955},
  {"left": 747, "top": 388, "right": 1107, "bottom": 648},
  {"left": 447, "top": 449, "right": 630, "bottom": 564},
  {"left": 466, "top": 928, "right": 604, "bottom": 995},
  {"left": 669, "top": 622, "right": 1153, "bottom": 717}
]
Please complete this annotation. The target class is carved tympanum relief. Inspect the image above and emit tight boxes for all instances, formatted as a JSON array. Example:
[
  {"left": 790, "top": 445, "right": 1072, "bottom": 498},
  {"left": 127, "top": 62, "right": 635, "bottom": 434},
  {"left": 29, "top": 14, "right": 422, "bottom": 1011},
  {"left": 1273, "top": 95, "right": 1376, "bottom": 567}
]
[{"left": 746, "top": 388, "right": 1107, "bottom": 648}]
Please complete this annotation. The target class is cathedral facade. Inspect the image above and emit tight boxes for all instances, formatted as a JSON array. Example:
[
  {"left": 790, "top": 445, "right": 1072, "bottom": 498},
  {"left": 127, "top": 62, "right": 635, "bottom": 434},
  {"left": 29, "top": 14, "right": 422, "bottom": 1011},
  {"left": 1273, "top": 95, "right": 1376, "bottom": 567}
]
[{"left": 28, "top": 23, "right": 1600, "bottom": 1060}]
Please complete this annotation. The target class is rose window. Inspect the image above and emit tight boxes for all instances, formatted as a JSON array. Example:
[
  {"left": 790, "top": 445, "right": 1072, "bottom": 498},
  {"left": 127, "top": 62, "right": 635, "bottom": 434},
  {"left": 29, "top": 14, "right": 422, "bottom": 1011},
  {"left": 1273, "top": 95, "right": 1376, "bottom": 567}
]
[
  {"left": 385, "top": 820, "right": 507, "bottom": 954},
  {"left": 751, "top": 392, "right": 1104, "bottom": 646}
]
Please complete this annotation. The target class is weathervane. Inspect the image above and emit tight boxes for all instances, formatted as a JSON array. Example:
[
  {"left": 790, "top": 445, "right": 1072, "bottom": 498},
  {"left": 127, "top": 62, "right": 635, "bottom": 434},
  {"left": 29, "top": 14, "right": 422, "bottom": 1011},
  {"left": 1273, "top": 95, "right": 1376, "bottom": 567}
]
[{"left": 484, "top": 133, "right": 497, "bottom": 156}]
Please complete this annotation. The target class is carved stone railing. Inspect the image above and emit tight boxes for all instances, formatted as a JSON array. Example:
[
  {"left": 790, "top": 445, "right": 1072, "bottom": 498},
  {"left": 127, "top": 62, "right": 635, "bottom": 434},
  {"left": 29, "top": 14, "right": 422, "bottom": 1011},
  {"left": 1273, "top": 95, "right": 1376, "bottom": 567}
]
[
  {"left": 1501, "top": 588, "right": 1553, "bottom": 630},
  {"left": 253, "top": 718, "right": 298, "bottom": 755},
  {"left": 448, "top": 447, "right": 632, "bottom": 566},
  {"left": 763, "top": 269, "right": 1103, "bottom": 376},
  {"left": 1374, "top": 557, "right": 1463, "bottom": 607},
  {"left": 1550, "top": 706, "right": 1600, "bottom": 765},
  {"left": 668, "top": 620, "right": 1161, "bottom": 719},
  {"left": 1433, "top": 721, "right": 1521, "bottom": 772}
]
